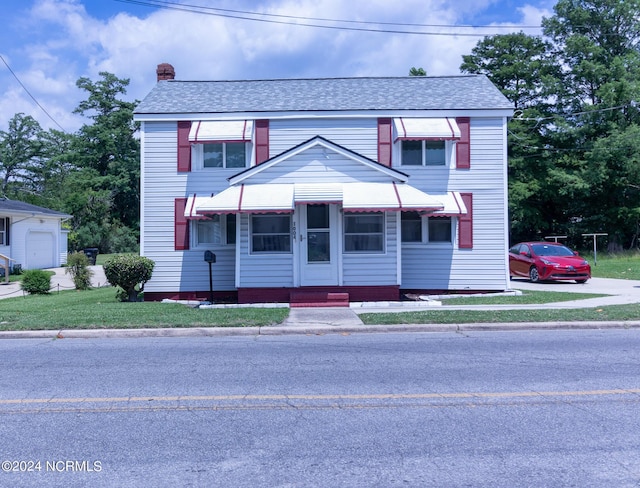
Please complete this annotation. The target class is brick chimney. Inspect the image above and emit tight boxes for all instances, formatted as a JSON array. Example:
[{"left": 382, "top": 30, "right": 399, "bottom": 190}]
[{"left": 156, "top": 63, "right": 175, "bottom": 81}]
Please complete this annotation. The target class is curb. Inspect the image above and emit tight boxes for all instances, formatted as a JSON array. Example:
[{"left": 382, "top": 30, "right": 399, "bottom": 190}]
[{"left": 2, "top": 320, "right": 640, "bottom": 339}]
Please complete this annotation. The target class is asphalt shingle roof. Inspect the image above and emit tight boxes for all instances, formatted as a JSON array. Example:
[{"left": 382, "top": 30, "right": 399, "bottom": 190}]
[
  {"left": 134, "top": 75, "right": 513, "bottom": 115},
  {"left": 0, "top": 198, "right": 70, "bottom": 217}
]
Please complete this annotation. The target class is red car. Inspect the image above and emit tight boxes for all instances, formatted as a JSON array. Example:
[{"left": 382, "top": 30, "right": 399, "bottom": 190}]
[{"left": 509, "top": 242, "right": 591, "bottom": 283}]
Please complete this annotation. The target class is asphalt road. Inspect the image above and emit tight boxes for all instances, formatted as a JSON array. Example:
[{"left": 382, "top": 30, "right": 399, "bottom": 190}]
[{"left": 1, "top": 330, "right": 639, "bottom": 487}]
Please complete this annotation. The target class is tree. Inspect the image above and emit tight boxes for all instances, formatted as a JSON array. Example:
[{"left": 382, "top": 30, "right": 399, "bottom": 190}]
[
  {"left": 65, "top": 72, "right": 141, "bottom": 252},
  {"left": 409, "top": 67, "right": 427, "bottom": 76},
  {"left": 0, "top": 113, "right": 45, "bottom": 197}
]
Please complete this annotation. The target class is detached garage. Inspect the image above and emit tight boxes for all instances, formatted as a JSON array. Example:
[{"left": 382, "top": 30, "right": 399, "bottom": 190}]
[{"left": 0, "top": 198, "right": 71, "bottom": 270}]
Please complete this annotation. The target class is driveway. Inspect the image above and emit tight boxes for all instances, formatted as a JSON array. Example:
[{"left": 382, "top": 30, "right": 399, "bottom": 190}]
[{"left": 0, "top": 266, "right": 108, "bottom": 300}]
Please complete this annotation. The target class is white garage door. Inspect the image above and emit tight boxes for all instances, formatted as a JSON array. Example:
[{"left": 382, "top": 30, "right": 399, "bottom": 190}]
[{"left": 27, "top": 231, "right": 55, "bottom": 269}]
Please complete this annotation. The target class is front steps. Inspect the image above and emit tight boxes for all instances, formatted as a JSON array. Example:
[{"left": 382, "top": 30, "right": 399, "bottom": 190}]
[{"left": 289, "top": 290, "right": 350, "bottom": 308}]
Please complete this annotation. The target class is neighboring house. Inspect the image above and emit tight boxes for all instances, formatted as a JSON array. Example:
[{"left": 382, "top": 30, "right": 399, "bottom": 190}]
[
  {"left": 134, "top": 63, "right": 513, "bottom": 304},
  {"left": 0, "top": 198, "right": 71, "bottom": 270}
]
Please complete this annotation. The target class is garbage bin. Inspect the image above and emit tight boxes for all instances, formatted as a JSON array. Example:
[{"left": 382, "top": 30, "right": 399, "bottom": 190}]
[{"left": 83, "top": 248, "right": 99, "bottom": 265}]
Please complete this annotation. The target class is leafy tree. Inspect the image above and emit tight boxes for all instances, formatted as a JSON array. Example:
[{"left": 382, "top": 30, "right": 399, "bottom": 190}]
[
  {"left": 65, "top": 251, "right": 94, "bottom": 290},
  {"left": 409, "top": 67, "right": 427, "bottom": 76},
  {"left": 0, "top": 113, "right": 45, "bottom": 197}
]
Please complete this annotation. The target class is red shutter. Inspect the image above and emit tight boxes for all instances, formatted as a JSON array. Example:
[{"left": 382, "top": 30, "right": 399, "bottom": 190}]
[
  {"left": 255, "top": 119, "right": 269, "bottom": 164},
  {"left": 459, "top": 193, "right": 473, "bottom": 249},
  {"left": 175, "top": 198, "right": 189, "bottom": 250},
  {"left": 177, "top": 121, "right": 191, "bottom": 172},
  {"left": 456, "top": 117, "right": 470, "bottom": 169},
  {"left": 377, "top": 118, "right": 392, "bottom": 166}
]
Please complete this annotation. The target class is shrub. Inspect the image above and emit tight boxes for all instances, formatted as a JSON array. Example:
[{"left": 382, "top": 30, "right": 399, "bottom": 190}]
[
  {"left": 65, "top": 251, "right": 94, "bottom": 290},
  {"left": 103, "top": 254, "right": 154, "bottom": 302},
  {"left": 21, "top": 269, "right": 52, "bottom": 295}
]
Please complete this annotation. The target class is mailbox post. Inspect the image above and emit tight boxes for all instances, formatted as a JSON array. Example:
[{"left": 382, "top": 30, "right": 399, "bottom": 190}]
[{"left": 204, "top": 251, "right": 216, "bottom": 303}]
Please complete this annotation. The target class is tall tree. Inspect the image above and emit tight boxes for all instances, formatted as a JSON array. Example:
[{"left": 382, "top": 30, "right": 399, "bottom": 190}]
[
  {"left": 0, "top": 113, "right": 45, "bottom": 197},
  {"left": 66, "top": 72, "right": 141, "bottom": 251}
]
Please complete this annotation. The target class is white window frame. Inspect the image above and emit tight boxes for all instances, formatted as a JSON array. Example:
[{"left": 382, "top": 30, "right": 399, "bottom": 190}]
[
  {"left": 191, "top": 142, "right": 250, "bottom": 170},
  {"left": 0, "top": 218, "right": 6, "bottom": 246},
  {"left": 401, "top": 212, "right": 455, "bottom": 246},
  {"left": 250, "top": 213, "right": 292, "bottom": 254},
  {"left": 343, "top": 212, "right": 386, "bottom": 254},
  {"left": 399, "top": 140, "right": 454, "bottom": 167},
  {"left": 192, "top": 214, "right": 236, "bottom": 248}
]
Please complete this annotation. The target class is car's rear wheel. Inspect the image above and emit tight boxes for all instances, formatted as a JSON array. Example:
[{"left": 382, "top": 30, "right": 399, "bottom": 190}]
[{"left": 529, "top": 266, "right": 540, "bottom": 282}]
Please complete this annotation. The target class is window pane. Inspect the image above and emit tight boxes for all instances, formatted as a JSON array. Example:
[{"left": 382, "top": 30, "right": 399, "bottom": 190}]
[
  {"left": 401, "top": 140, "right": 422, "bottom": 165},
  {"left": 425, "top": 141, "right": 446, "bottom": 166},
  {"left": 226, "top": 214, "right": 236, "bottom": 245},
  {"left": 401, "top": 212, "right": 422, "bottom": 242},
  {"left": 225, "top": 143, "right": 246, "bottom": 168},
  {"left": 203, "top": 143, "right": 223, "bottom": 167},
  {"left": 252, "top": 235, "right": 291, "bottom": 252},
  {"left": 308, "top": 231, "right": 330, "bottom": 262},
  {"left": 428, "top": 217, "right": 452, "bottom": 242},
  {"left": 252, "top": 215, "right": 290, "bottom": 233},
  {"left": 344, "top": 214, "right": 383, "bottom": 233},
  {"left": 344, "top": 213, "right": 384, "bottom": 252},
  {"left": 251, "top": 214, "right": 291, "bottom": 253},
  {"left": 196, "top": 216, "right": 221, "bottom": 245},
  {"left": 307, "top": 204, "right": 329, "bottom": 229},
  {"left": 345, "top": 235, "right": 383, "bottom": 252}
]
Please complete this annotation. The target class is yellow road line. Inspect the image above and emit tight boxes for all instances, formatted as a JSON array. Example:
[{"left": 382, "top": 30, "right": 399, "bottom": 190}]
[{"left": 1, "top": 389, "right": 639, "bottom": 406}]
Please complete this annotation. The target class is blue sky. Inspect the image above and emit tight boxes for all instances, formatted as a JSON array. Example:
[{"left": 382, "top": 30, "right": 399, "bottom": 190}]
[{"left": 0, "top": 0, "right": 556, "bottom": 132}]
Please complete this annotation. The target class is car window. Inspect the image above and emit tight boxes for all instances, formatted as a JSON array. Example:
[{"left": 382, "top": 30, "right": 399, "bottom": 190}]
[{"left": 531, "top": 244, "right": 574, "bottom": 257}]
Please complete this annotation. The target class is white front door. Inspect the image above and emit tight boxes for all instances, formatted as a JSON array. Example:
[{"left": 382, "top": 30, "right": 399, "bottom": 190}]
[{"left": 299, "top": 204, "right": 339, "bottom": 286}]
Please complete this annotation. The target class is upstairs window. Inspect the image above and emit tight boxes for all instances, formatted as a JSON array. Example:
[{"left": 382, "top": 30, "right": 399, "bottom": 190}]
[
  {"left": 189, "top": 120, "right": 253, "bottom": 170},
  {"left": 202, "top": 142, "right": 247, "bottom": 169},
  {"left": 394, "top": 118, "right": 459, "bottom": 168},
  {"left": 401, "top": 140, "right": 446, "bottom": 166}
]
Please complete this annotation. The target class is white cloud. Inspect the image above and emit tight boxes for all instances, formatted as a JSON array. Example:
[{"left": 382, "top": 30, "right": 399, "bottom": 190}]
[{"left": 0, "top": 0, "right": 550, "bottom": 132}]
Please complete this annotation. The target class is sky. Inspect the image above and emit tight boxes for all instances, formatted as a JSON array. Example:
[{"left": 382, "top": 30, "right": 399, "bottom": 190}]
[{"left": 0, "top": 0, "right": 556, "bottom": 133}]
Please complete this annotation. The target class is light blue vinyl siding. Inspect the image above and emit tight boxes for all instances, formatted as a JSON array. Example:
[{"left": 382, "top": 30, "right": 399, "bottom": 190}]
[
  {"left": 269, "top": 118, "right": 378, "bottom": 160},
  {"left": 343, "top": 212, "right": 399, "bottom": 285},
  {"left": 141, "top": 121, "right": 237, "bottom": 293},
  {"left": 237, "top": 214, "right": 294, "bottom": 288},
  {"left": 399, "top": 118, "right": 509, "bottom": 291}
]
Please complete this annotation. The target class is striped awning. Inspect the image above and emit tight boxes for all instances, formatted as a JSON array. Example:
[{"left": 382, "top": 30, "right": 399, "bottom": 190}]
[
  {"left": 425, "top": 191, "right": 467, "bottom": 216},
  {"left": 394, "top": 117, "right": 461, "bottom": 141},
  {"left": 186, "top": 183, "right": 461, "bottom": 217},
  {"left": 189, "top": 120, "right": 254, "bottom": 142}
]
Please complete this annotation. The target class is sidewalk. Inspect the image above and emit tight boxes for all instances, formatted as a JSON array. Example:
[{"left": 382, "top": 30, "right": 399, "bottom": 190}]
[{"left": 1, "top": 273, "right": 639, "bottom": 339}]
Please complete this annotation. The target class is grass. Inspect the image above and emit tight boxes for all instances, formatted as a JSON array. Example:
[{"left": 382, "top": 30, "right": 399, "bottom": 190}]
[
  {"left": 0, "top": 251, "right": 638, "bottom": 331},
  {"left": 359, "top": 304, "right": 640, "bottom": 325},
  {"left": 584, "top": 251, "right": 640, "bottom": 280},
  {"left": 0, "top": 287, "right": 288, "bottom": 331}
]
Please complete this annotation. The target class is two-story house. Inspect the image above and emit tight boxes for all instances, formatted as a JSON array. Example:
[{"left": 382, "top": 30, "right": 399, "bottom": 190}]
[{"left": 134, "top": 63, "right": 513, "bottom": 305}]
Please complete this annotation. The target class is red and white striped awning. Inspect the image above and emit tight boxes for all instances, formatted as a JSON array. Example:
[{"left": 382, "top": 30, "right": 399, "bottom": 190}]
[
  {"left": 394, "top": 118, "right": 461, "bottom": 141},
  {"left": 189, "top": 120, "right": 254, "bottom": 142},
  {"left": 185, "top": 184, "right": 467, "bottom": 217}
]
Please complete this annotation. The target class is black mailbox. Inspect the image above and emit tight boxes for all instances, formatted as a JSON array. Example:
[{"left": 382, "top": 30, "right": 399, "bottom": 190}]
[{"left": 204, "top": 251, "right": 216, "bottom": 263}]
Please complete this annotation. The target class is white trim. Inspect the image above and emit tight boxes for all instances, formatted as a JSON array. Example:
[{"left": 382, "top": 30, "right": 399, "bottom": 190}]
[{"left": 134, "top": 109, "right": 514, "bottom": 122}]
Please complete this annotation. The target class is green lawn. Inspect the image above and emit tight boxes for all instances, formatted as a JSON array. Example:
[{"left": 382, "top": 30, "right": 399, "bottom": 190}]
[
  {"left": 0, "top": 287, "right": 288, "bottom": 330},
  {"left": 0, "top": 251, "right": 639, "bottom": 331}
]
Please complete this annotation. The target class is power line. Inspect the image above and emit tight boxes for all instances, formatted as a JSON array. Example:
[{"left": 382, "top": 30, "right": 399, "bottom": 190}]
[
  {"left": 114, "top": 0, "right": 542, "bottom": 37},
  {"left": 0, "top": 54, "right": 67, "bottom": 133}
]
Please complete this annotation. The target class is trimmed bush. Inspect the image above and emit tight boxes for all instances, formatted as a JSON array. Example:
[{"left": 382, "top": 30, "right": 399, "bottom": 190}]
[
  {"left": 65, "top": 251, "right": 94, "bottom": 290},
  {"left": 21, "top": 269, "right": 52, "bottom": 295},
  {"left": 103, "top": 254, "right": 155, "bottom": 302}
]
